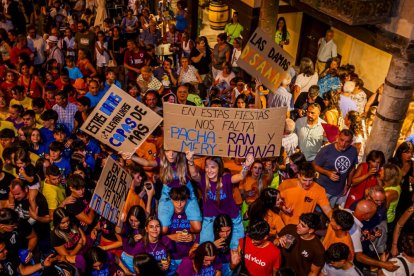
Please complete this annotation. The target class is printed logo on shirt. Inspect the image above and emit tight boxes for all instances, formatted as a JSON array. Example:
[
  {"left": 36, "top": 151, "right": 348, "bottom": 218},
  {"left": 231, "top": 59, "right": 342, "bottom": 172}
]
[
  {"left": 301, "top": 250, "right": 309, "bottom": 258},
  {"left": 334, "top": 156, "right": 351, "bottom": 174},
  {"left": 207, "top": 190, "right": 227, "bottom": 201},
  {"left": 80, "top": 38, "right": 89, "bottom": 45},
  {"left": 245, "top": 253, "right": 266, "bottom": 266}
]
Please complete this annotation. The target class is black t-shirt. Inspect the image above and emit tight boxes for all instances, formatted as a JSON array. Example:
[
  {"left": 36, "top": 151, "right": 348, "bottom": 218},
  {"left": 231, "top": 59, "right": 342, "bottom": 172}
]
[
  {"left": 14, "top": 193, "right": 50, "bottom": 239},
  {"left": 74, "top": 31, "right": 96, "bottom": 56},
  {"left": 0, "top": 257, "right": 20, "bottom": 276},
  {"left": 279, "top": 224, "right": 325, "bottom": 276},
  {"left": 51, "top": 228, "right": 81, "bottom": 250},
  {"left": 0, "top": 220, "right": 32, "bottom": 260},
  {"left": 108, "top": 37, "right": 126, "bottom": 64},
  {"left": 0, "top": 172, "right": 15, "bottom": 200},
  {"left": 190, "top": 48, "right": 211, "bottom": 75},
  {"left": 65, "top": 195, "right": 95, "bottom": 233},
  {"left": 294, "top": 92, "right": 326, "bottom": 111}
]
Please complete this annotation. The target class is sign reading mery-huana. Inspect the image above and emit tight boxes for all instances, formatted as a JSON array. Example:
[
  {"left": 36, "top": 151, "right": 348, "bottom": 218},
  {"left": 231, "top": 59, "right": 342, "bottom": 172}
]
[
  {"left": 164, "top": 103, "right": 286, "bottom": 158},
  {"left": 237, "top": 27, "right": 294, "bottom": 92},
  {"left": 80, "top": 85, "right": 163, "bottom": 153}
]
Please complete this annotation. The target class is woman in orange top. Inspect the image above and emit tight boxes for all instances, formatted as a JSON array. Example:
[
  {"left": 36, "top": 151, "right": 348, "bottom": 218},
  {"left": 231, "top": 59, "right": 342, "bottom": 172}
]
[
  {"left": 239, "top": 160, "right": 269, "bottom": 205},
  {"left": 77, "top": 48, "right": 97, "bottom": 79},
  {"left": 17, "top": 62, "right": 44, "bottom": 98},
  {"left": 248, "top": 188, "right": 285, "bottom": 239}
]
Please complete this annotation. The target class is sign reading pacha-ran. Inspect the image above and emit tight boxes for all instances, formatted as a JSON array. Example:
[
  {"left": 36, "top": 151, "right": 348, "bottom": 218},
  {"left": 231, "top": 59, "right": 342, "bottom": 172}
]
[
  {"left": 80, "top": 85, "right": 163, "bottom": 153},
  {"left": 237, "top": 27, "right": 294, "bottom": 92},
  {"left": 164, "top": 103, "right": 286, "bottom": 158},
  {"left": 89, "top": 157, "right": 132, "bottom": 226}
]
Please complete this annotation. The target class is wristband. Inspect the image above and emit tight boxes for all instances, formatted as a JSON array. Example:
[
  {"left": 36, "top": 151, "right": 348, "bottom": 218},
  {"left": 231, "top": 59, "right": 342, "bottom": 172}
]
[
  {"left": 40, "top": 259, "right": 44, "bottom": 269},
  {"left": 188, "top": 161, "right": 194, "bottom": 166}
]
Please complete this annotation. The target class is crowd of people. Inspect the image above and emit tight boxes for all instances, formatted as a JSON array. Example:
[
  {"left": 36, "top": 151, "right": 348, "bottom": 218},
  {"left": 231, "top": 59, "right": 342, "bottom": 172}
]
[{"left": 0, "top": 0, "right": 412, "bottom": 275}]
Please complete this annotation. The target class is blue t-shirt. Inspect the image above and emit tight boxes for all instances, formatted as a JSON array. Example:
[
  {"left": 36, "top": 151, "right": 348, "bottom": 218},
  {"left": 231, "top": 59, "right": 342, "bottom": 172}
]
[
  {"left": 65, "top": 66, "right": 83, "bottom": 80},
  {"left": 53, "top": 157, "right": 71, "bottom": 178},
  {"left": 85, "top": 139, "right": 101, "bottom": 157},
  {"left": 39, "top": 127, "right": 54, "bottom": 147},
  {"left": 85, "top": 90, "right": 105, "bottom": 107},
  {"left": 314, "top": 143, "right": 358, "bottom": 196},
  {"left": 30, "top": 143, "right": 49, "bottom": 158}
]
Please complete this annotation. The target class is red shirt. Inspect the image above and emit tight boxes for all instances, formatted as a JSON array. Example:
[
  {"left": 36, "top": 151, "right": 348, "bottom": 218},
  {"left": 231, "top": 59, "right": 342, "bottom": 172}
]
[
  {"left": 0, "top": 81, "right": 16, "bottom": 103},
  {"left": 10, "top": 46, "right": 34, "bottom": 66},
  {"left": 123, "top": 49, "right": 149, "bottom": 81},
  {"left": 239, "top": 236, "right": 281, "bottom": 275}
]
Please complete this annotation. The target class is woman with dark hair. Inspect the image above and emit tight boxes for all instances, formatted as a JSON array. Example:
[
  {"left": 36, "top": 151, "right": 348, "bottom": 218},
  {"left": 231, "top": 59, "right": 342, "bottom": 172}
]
[
  {"left": 234, "top": 93, "right": 247, "bottom": 109},
  {"left": 212, "top": 33, "right": 231, "bottom": 79},
  {"left": 386, "top": 233, "right": 414, "bottom": 273},
  {"left": 76, "top": 246, "right": 118, "bottom": 275},
  {"left": 318, "top": 57, "right": 342, "bottom": 96},
  {"left": 120, "top": 205, "right": 148, "bottom": 273},
  {"left": 134, "top": 253, "right": 164, "bottom": 276},
  {"left": 0, "top": 28, "right": 12, "bottom": 64},
  {"left": 214, "top": 62, "right": 235, "bottom": 92},
  {"left": 390, "top": 141, "right": 414, "bottom": 220},
  {"left": 225, "top": 12, "right": 244, "bottom": 44},
  {"left": 274, "top": 17, "right": 289, "bottom": 47},
  {"left": 345, "top": 150, "right": 385, "bottom": 208},
  {"left": 213, "top": 214, "right": 233, "bottom": 276},
  {"left": 122, "top": 9, "right": 139, "bottom": 39},
  {"left": 280, "top": 151, "right": 306, "bottom": 180},
  {"left": 190, "top": 36, "right": 212, "bottom": 83},
  {"left": 293, "top": 57, "right": 318, "bottom": 102},
  {"left": 177, "top": 241, "right": 221, "bottom": 275},
  {"left": 142, "top": 216, "right": 172, "bottom": 272},
  {"left": 51, "top": 207, "right": 87, "bottom": 256},
  {"left": 322, "top": 90, "right": 343, "bottom": 129},
  {"left": 248, "top": 188, "right": 285, "bottom": 239},
  {"left": 231, "top": 37, "right": 243, "bottom": 77},
  {"left": 175, "top": 1, "right": 188, "bottom": 33}
]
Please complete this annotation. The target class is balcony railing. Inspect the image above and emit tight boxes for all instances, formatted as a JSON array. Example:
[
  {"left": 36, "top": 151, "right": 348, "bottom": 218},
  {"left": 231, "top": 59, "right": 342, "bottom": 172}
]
[{"left": 299, "top": 0, "right": 394, "bottom": 25}]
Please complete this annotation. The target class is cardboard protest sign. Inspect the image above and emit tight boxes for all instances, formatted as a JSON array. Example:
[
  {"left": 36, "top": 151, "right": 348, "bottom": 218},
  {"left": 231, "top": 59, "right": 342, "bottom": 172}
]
[
  {"left": 80, "top": 85, "right": 163, "bottom": 153},
  {"left": 163, "top": 103, "right": 286, "bottom": 158},
  {"left": 90, "top": 157, "right": 132, "bottom": 225},
  {"left": 237, "top": 27, "right": 294, "bottom": 92}
]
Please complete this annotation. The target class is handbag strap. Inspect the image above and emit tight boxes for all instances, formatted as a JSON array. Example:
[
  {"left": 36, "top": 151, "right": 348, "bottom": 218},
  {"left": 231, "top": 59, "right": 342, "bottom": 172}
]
[
  {"left": 240, "top": 235, "right": 247, "bottom": 265},
  {"left": 396, "top": 257, "right": 410, "bottom": 276}
]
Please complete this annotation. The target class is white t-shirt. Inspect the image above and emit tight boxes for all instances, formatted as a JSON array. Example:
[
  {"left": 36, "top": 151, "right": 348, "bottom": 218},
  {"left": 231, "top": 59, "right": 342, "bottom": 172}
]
[
  {"left": 349, "top": 211, "right": 363, "bottom": 253},
  {"left": 322, "top": 263, "right": 363, "bottom": 275},
  {"left": 382, "top": 255, "right": 414, "bottom": 276},
  {"left": 294, "top": 72, "right": 318, "bottom": 93}
]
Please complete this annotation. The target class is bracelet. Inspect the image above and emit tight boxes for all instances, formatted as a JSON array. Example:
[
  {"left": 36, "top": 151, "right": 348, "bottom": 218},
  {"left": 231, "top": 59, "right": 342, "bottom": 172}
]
[
  {"left": 242, "top": 164, "right": 250, "bottom": 171},
  {"left": 40, "top": 259, "right": 44, "bottom": 269},
  {"left": 188, "top": 161, "right": 194, "bottom": 166}
]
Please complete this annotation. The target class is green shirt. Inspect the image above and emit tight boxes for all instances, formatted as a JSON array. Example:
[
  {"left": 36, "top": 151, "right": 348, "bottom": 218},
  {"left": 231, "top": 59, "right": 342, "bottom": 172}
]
[
  {"left": 384, "top": 185, "right": 401, "bottom": 223},
  {"left": 225, "top": 23, "right": 244, "bottom": 44}
]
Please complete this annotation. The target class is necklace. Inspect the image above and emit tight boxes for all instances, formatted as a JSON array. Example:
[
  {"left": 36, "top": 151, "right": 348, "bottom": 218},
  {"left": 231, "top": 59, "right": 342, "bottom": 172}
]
[{"left": 148, "top": 240, "right": 159, "bottom": 255}]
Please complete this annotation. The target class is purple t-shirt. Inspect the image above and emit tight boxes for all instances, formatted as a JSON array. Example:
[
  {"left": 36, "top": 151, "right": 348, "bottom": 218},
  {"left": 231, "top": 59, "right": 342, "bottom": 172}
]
[
  {"left": 168, "top": 211, "right": 197, "bottom": 260},
  {"left": 199, "top": 173, "right": 239, "bottom": 218},
  {"left": 156, "top": 157, "right": 190, "bottom": 188},
  {"left": 75, "top": 252, "right": 117, "bottom": 274},
  {"left": 122, "top": 232, "right": 146, "bottom": 255},
  {"left": 177, "top": 256, "right": 222, "bottom": 276},
  {"left": 145, "top": 236, "right": 173, "bottom": 262}
]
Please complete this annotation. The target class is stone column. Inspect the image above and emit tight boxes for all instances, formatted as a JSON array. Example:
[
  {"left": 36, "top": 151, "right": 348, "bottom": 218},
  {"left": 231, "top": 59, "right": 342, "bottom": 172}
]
[
  {"left": 364, "top": 56, "right": 414, "bottom": 160},
  {"left": 258, "top": 0, "right": 278, "bottom": 37}
]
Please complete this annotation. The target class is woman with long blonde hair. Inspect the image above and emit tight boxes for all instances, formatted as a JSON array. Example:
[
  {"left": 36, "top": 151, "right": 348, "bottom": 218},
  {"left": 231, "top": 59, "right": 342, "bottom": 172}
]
[
  {"left": 123, "top": 148, "right": 202, "bottom": 235},
  {"left": 187, "top": 152, "right": 254, "bottom": 250}
]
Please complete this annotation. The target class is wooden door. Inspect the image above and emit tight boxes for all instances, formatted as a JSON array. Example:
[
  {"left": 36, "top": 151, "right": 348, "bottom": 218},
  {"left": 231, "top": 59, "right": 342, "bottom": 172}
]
[{"left": 296, "top": 13, "right": 331, "bottom": 65}]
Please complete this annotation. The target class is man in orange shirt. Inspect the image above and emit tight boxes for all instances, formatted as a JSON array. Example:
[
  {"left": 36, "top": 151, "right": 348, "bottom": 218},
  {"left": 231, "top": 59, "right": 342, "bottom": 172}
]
[
  {"left": 279, "top": 162, "right": 332, "bottom": 225},
  {"left": 323, "top": 209, "right": 355, "bottom": 260}
]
